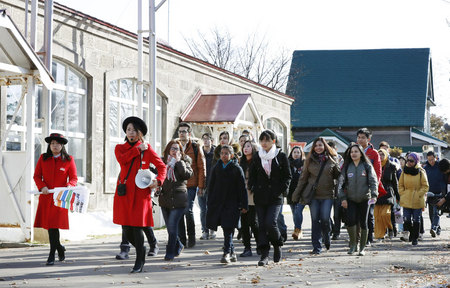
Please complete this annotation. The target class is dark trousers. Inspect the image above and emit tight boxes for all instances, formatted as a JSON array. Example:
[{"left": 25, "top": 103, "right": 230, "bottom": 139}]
[
  {"left": 332, "top": 198, "right": 343, "bottom": 236},
  {"left": 161, "top": 207, "right": 185, "bottom": 258},
  {"left": 222, "top": 227, "right": 235, "bottom": 254},
  {"left": 367, "top": 203, "right": 375, "bottom": 241},
  {"left": 256, "top": 204, "right": 282, "bottom": 252},
  {"left": 178, "top": 187, "right": 197, "bottom": 244},
  {"left": 346, "top": 200, "right": 370, "bottom": 229},
  {"left": 241, "top": 205, "right": 259, "bottom": 249},
  {"left": 277, "top": 204, "right": 287, "bottom": 240}
]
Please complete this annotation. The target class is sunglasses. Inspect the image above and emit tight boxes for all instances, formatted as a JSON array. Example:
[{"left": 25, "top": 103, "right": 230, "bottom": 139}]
[{"left": 407, "top": 159, "right": 415, "bottom": 163}]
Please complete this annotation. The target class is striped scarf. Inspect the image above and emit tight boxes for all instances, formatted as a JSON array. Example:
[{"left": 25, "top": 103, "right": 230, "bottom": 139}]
[{"left": 166, "top": 156, "right": 177, "bottom": 182}]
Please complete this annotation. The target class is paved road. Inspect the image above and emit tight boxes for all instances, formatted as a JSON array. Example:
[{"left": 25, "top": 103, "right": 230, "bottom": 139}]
[{"left": 1, "top": 207, "right": 449, "bottom": 288}]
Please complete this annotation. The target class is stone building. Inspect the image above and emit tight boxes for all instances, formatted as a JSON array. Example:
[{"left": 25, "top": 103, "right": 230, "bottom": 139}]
[{"left": 0, "top": 0, "right": 293, "bottom": 241}]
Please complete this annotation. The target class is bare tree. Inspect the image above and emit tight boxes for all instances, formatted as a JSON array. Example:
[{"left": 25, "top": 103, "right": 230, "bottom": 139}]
[{"left": 185, "top": 28, "right": 291, "bottom": 92}]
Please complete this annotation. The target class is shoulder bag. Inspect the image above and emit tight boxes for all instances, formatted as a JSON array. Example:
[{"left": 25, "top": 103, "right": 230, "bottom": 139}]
[
  {"left": 117, "top": 157, "right": 136, "bottom": 196},
  {"left": 301, "top": 160, "right": 326, "bottom": 205}
]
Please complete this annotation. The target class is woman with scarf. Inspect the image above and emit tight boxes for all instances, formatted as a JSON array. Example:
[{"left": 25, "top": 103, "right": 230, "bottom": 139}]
[
  {"left": 159, "top": 140, "right": 193, "bottom": 260},
  {"left": 398, "top": 152, "right": 429, "bottom": 245},
  {"left": 287, "top": 146, "right": 306, "bottom": 240},
  {"left": 292, "top": 137, "right": 340, "bottom": 254},
  {"left": 374, "top": 149, "right": 398, "bottom": 240},
  {"left": 248, "top": 130, "right": 291, "bottom": 266},
  {"left": 34, "top": 133, "right": 77, "bottom": 265},
  {"left": 113, "top": 116, "right": 166, "bottom": 273}
]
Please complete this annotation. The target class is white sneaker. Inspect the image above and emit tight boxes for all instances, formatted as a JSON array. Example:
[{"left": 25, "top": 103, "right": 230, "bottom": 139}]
[
  {"left": 209, "top": 230, "right": 216, "bottom": 240},
  {"left": 418, "top": 233, "right": 424, "bottom": 241},
  {"left": 200, "top": 232, "right": 209, "bottom": 240}
]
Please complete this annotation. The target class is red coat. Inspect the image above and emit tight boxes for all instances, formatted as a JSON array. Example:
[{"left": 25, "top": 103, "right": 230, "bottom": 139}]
[
  {"left": 33, "top": 154, "right": 78, "bottom": 230},
  {"left": 113, "top": 141, "right": 166, "bottom": 227},
  {"left": 365, "top": 144, "right": 386, "bottom": 197}
]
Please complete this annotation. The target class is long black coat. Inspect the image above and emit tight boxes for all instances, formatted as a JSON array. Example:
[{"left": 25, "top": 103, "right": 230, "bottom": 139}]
[
  {"left": 377, "top": 160, "right": 398, "bottom": 205},
  {"left": 206, "top": 160, "right": 248, "bottom": 230},
  {"left": 248, "top": 150, "right": 292, "bottom": 206}
]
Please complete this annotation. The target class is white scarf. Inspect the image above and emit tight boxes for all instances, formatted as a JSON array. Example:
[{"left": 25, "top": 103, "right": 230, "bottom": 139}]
[
  {"left": 166, "top": 155, "right": 177, "bottom": 182},
  {"left": 259, "top": 144, "right": 279, "bottom": 176}
]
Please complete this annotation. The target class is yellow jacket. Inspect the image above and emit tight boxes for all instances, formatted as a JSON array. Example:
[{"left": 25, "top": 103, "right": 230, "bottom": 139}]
[{"left": 399, "top": 166, "right": 429, "bottom": 209}]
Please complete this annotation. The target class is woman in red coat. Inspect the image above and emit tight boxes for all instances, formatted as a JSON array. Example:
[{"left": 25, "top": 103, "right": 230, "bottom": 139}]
[
  {"left": 113, "top": 116, "right": 166, "bottom": 273},
  {"left": 34, "top": 133, "right": 78, "bottom": 265}
]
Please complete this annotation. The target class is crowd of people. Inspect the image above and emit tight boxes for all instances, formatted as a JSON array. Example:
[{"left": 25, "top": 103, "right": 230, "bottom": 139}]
[{"left": 33, "top": 118, "right": 450, "bottom": 272}]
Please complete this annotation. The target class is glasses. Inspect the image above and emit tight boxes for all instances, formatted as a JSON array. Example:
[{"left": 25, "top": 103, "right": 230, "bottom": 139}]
[
  {"left": 170, "top": 147, "right": 180, "bottom": 151},
  {"left": 407, "top": 159, "right": 415, "bottom": 163},
  {"left": 178, "top": 130, "right": 188, "bottom": 134}
]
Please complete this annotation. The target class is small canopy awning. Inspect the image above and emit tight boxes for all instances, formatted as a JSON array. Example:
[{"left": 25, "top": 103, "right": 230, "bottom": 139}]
[
  {"left": 304, "top": 128, "right": 351, "bottom": 153},
  {"left": 180, "top": 92, "right": 264, "bottom": 130},
  {"left": 411, "top": 128, "right": 448, "bottom": 148},
  {"left": 0, "top": 9, "right": 53, "bottom": 88}
]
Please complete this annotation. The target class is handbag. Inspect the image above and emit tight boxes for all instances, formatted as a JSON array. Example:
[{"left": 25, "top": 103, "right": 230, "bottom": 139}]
[
  {"left": 300, "top": 160, "right": 326, "bottom": 205},
  {"left": 117, "top": 157, "right": 136, "bottom": 196}
]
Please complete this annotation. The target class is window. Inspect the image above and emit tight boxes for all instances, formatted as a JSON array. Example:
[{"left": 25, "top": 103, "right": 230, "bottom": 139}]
[
  {"left": 107, "top": 79, "right": 163, "bottom": 191},
  {"left": 265, "top": 118, "right": 286, "bottom": 151},
  {"left": 50, "top": 60, "right": 87, "bottom": 180}
]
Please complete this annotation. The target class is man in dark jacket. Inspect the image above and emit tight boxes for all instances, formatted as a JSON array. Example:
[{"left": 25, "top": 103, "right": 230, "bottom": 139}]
[
  {"left": 425, "top": 152, "right": 447, "bottom": 237},
  {"left": 199, "top": 132, "right": 216, "bottom": 240}
]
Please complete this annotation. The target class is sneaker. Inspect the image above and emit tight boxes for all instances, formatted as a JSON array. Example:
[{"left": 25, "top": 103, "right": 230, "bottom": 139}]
[
  {"left": 240, "top": 248, "right": 253, "bottom": 257},
  {"left": 412, "top": 239, "right": 418, "bottom": 245},
  {"left": 418, "top": 233, "right": 423, "bottom": 241},
  {"left": 200, "top": 232, "right": 209, "bottom": 240},
  {"left": 258, "top": 256, "right": 269, "bottom": 266},
  {"left": 221, "top": 253, "right": 231, "bottom": 264},
  {"left": 148, "top": 244, "right": 159, "bottom": 256},
  {"left": 230, "top": 252, "right": 237, "bottom": 262},
  {"left": 273, "top": 246, "right": 282, "bottom": 263},
  {"left": 310, "top": 249, "right": 321, "bottom": 255},
  {"left": 400, "top": 231, "right": 410, "bottom": 242},
  {"left": 430, "top": 229, "right": 436, "bottom": 238},
  {"left": 209, "top": 230, "right": 216, "bottom": 240},
  {"left": 437, "top": 227, "right": 441, "bottom": 236}
]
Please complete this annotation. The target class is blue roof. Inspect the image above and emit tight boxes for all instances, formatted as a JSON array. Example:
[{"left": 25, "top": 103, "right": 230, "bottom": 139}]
[{"left": 286, "top": 48, "right": 431, "bottom": 128}]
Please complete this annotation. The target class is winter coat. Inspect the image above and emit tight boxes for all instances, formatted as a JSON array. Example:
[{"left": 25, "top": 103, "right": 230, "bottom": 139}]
[
  {"left": 33, "top": 154, "right": 78, "bottom": 230},
  {"left": 287, "top": 158, "right": 303, "bottom": 204},
  {"left": 292, "top": 154, "right": 340, "bottom": 203},
  {"left": 206, "top": 160, "right": 248, "bottom": 230},
  {"left": 399, "top": 165, "right": 429, "bottom": 209},
  {"left": 338, "top": 161, "right": 378, "bottom": 203},
  {"left": 365, "top": 143, "right": 386, "bottom": 197},
  {"left": 179, "top": 139, "right": 206, "bottom": 189},
  {"left": 113, "top": 141, "right": 166, "bottom": 227},
  {"left": 377, "top": 160, "right": 398, "bottom": 205},
  {"left": 159, "top": 156, "right": 193, "bottom": 209},
  {"left": 423, "top": 161, "right": 446, "bottom": 197},
  {"left": 248, "top": 150, "right": 291, "bottom": 206}
]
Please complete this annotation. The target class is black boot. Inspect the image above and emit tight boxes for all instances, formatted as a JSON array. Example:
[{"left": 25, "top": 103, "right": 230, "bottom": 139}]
[
  {"left": 116, "top": 244, "right": 130, "bottom": 260},
  {"left": 46, "top": 251, "right": 55, "bottom": 266},
  {"left": 57, "top": 245, "right": 66, "bottom": 261},
  {"left": 131, "top": 246, "right": 146, "bottom": 273},
  {"left": 148, "top": 243, "right": 159, "bottom": 256}
]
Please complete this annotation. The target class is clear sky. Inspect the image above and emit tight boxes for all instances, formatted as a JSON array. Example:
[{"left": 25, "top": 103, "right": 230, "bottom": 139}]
[{"left": 56, "top": 0, "right": 450, "bottom": 119}]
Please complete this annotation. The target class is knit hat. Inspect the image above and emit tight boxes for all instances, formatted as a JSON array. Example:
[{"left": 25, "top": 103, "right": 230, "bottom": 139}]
[{"left": 407, "top": 152, "right": 419, "bottom": 165}]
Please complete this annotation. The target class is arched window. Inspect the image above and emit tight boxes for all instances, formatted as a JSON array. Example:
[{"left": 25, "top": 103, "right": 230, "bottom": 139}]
[
  {"left": 264, "top": 118, "right": 286, "bottom": 151},
  {"left": 107, "top": 78, "right": 163, "bottom": 191},
  {"left": 49, "top": 60, "right": 88, "bottom": 180}
]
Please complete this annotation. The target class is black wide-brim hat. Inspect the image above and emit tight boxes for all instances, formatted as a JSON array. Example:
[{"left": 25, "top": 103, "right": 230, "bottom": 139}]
[
  {"left": 45, "top": 133, "right": 68, "bottom": 145},
  {"left": 122, "top": 116, "right": 148, "bottom": 136}
]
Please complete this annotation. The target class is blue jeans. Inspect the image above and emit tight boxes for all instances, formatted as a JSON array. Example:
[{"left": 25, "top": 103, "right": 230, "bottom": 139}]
[
  {"left": 178, "top": 187, "right": 197, "bottom": 242},
  {"left": 256, "top": 204, "right": 283, "bottom": 252},
  {"left": 161, "top": 207, "right": 185, "bottom": 259},
  {"left": 198, "top": 192, "right": 208, "bottom": 233},
  {"left": 222, "top": 227, "right": 235, "bottom": 254},
  {"left": 309, "top": 199, "right": 333, "bottom": 251},
  {"left": 290, "top": 203, "right": 305, "bottom": 230},
  {"left": 428, "top": 204, "right": 440, "bottom": 231},
  {"left": 403, "top": 208, "right": 421, "bottom": 224}
]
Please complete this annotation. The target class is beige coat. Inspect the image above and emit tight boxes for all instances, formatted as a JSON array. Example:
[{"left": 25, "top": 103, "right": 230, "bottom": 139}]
[{"left": 399, "top": 166, "right": 429, "bottom": 209}]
